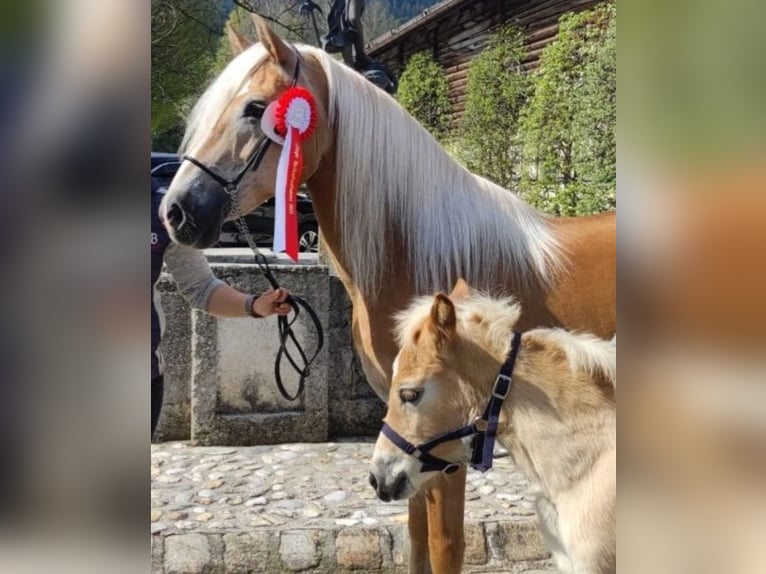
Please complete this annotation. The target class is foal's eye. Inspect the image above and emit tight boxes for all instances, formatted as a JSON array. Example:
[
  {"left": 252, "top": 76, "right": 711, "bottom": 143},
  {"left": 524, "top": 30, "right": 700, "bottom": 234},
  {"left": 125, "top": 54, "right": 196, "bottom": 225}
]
[
  {"left": 243, "top": 100, "right": 267, "bottom": 119},
  {"left": 399, "top": 388, "right": 421, "bottom": 404}
]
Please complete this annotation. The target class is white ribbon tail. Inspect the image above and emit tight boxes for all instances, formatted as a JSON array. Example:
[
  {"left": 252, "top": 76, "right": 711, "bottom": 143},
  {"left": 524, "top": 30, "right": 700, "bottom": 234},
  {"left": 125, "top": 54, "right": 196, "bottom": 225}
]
[{"left": 272, "top": 128, "right": 293, "bottom": 255}]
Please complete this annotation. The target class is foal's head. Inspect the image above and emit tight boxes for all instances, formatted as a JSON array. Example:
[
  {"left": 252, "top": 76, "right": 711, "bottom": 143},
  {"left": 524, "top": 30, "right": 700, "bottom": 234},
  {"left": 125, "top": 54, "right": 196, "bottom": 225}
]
[
  {"left": 369, "top": 280, "right": 617, "bottom": 501},
  {"left": 369, "top": 280, "right": 521, "bottom": 501}
]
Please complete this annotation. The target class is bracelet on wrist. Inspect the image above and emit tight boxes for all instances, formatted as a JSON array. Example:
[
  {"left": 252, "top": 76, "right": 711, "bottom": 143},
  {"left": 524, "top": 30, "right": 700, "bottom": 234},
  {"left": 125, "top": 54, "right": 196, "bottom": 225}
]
[{"left": 245, "top": 294, "right": 263, "bottom": 318}]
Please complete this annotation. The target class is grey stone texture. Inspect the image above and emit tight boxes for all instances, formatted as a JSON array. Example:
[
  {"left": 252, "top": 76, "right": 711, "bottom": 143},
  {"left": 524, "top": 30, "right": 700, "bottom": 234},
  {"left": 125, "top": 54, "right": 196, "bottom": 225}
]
[
  {"left": 152, "top": 441, "right": 556, "bottom": 573},
  {"left": 154, "top": 250, "right": 385, "bottom": 443},
  {"left": 155, "top": 279, "right": 193, "bottom": 441}
]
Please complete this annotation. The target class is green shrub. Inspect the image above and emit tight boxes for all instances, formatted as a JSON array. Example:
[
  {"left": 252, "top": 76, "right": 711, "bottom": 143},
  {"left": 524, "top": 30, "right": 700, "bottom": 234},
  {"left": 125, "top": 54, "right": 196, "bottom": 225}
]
[
  {"left": 397, "top": 51, "right": 451, "bottom": 139},
  {"left": 459, "top": 25, "right": 529, "bottom": 189},
  {"left": 518, "top": 2, "right": 616, "bottom": 215}
]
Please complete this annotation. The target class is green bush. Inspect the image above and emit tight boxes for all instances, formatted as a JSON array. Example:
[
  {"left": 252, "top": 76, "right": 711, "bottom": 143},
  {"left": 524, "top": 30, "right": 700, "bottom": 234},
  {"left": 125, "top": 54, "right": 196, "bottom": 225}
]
[
  {"left": 397, "top": 51, "right": 451, "bottom": 139},
  {"left": 459, "top": 25, "right": 529, "bottom": 189},
  {"left": 518, "top": 2, "right": 616, "bottom": 215}
]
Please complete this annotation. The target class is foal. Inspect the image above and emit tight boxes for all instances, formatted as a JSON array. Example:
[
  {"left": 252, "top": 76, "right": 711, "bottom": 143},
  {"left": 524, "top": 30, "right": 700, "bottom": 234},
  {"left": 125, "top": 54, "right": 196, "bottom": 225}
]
[{"left": 370, "top": 281, "right": 616, "bottom": 574}]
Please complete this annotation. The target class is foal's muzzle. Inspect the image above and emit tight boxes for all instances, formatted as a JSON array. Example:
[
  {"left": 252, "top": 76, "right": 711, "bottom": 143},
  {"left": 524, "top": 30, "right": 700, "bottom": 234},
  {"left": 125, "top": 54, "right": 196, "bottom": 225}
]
[{"left": 368, "top": 470, "right": 409, "bottom": 502}]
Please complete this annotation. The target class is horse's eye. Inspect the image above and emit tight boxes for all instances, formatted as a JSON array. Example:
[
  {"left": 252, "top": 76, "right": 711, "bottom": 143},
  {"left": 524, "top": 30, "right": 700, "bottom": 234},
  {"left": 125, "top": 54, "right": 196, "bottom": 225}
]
[
  {"left": 243, "top": 100, "right": 267, "bottom": 119},
  {"left": 399, "top": 388, "right": 421, "bottom": 404}
]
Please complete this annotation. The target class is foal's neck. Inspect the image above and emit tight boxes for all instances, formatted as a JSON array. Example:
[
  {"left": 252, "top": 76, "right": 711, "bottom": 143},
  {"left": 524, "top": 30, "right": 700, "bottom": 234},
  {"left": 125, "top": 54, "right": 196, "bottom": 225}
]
[{"left": 468, "top": 333, "right": 615, "bottom": 496}]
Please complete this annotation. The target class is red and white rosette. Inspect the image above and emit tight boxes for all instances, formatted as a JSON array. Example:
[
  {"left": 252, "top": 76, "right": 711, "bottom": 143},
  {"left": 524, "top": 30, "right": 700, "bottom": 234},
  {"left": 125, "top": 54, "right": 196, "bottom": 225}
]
[{"left": 261, "top": 87, "right": 317, "bottom": 261}]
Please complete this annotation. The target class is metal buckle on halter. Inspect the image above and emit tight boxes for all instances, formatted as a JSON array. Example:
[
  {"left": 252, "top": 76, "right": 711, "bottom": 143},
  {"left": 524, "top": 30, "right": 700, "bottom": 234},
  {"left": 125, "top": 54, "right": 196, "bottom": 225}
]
[
  {"left": 492, "top": 374, "right": 512, "bottom": 399},
  {"left": 223, "top": 183, "right": 238, "bottom": 196},
  {"left": 473, "top": 416, "right": 489, "bottom": 432},
  {"left": 412, "top": 448, "right": 422, "bottom": 458},
  {"left": 443, "top": 463, "right": 461, "bottom": 475}
]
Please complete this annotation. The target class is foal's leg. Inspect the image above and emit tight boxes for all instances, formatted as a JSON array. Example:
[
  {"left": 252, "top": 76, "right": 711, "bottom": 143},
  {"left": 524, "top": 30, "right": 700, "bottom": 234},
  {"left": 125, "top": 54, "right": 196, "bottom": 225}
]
[
  {"left": 424, "top": 466, "right": 466, "bottom": 574},
  {"left": 408, "top": 491, "right": 432, "bottom": 573}
]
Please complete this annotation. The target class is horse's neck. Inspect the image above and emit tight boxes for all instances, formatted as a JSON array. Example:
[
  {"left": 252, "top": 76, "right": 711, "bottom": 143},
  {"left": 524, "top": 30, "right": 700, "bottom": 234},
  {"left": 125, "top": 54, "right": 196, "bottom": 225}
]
[
  {"left": 491, "top": 341, "right": 615, "bottom": 496},
  {"left": 306, "top": 148, "right": 414, "bottom": 304},
  {"left": 306, "top": 151, "right": 412, "bottom": 394}
]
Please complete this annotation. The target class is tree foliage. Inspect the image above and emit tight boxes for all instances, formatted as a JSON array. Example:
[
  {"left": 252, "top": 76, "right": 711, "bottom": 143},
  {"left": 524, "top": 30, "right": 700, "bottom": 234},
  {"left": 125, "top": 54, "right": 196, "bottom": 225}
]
[
  {"left": 458, "top": 25, "right": 529, "bottom": 189},
  {"left": 518, "top": 2, "right": 616, "bottom": 215},
  {"left": 151, "top": 0, "right": 223, "bottom": 150},
  {"left": 361, "top": 0, "right": 399, "bottom": 41},
  {"left": 396, "top": 51, "right": 451, "bottom": 139}
]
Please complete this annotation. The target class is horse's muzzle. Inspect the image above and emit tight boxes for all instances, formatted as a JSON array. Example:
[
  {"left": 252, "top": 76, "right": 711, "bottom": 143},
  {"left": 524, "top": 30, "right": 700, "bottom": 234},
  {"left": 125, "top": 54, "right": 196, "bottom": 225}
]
[
  {"left": 162, "top": 185, "right": 228, "bottom": 248},
  {"left": 369, "top": 470, "right": 409, "bottom": 502}
]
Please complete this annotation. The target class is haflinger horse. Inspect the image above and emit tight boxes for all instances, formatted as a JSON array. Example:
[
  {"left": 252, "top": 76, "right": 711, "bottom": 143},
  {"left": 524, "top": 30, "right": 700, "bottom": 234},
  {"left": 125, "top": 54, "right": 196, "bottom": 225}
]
[
  {"left": 161, "top": 15, "right": 616, "bottom": 574},
  {"left": 370, "top": 280, "right": 616, "bottom": 574}
]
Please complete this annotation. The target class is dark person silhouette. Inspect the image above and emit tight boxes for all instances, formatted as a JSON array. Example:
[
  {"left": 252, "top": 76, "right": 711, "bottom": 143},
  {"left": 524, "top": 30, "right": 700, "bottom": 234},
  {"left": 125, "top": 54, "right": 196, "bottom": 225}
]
[{"left": 320, "top": 0, "right": 397, "bottom": 94}]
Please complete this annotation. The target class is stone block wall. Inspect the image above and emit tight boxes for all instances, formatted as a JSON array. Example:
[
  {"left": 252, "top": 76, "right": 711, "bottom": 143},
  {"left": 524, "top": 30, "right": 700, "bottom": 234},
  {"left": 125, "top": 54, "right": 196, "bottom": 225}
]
[{"left": 154, "top": 252, "right": 386, "bottom": 444}]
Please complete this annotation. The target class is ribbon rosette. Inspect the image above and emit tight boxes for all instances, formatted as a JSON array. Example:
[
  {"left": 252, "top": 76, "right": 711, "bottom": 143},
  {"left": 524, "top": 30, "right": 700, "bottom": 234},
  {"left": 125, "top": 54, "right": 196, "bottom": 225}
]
[{"left": 261, "top": 87, "right": 317, "bottom": 261}]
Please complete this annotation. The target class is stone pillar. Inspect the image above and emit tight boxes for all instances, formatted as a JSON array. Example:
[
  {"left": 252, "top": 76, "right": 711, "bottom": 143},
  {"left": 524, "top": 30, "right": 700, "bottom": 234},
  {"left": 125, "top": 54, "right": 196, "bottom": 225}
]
[{"left": 191, "top": 262, "right": 331, "bottom": 445}]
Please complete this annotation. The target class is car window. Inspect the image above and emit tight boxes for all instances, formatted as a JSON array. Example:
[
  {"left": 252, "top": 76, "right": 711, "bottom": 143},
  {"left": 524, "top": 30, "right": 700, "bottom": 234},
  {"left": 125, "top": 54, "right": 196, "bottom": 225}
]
[{"left": 151, "top": 161, "right": 181, "bottom": 177}]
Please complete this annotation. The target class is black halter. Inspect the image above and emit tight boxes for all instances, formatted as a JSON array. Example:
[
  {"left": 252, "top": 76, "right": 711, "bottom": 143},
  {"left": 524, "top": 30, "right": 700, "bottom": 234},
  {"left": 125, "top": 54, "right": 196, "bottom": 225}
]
[
  {"left": 183, "top": 50, "right": 301, "bottom": 195},
  {"left": 181, "top": 49, "right": 324, "bottom": 402},
  {"left": 381, "top": 331, "right": 523, "bottom": 474}
]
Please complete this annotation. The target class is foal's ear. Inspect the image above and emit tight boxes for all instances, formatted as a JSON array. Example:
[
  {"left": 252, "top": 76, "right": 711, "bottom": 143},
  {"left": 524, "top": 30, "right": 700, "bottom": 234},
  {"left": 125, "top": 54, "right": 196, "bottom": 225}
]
[
  {"left": 449, "top": 278, "right": 471, "bottom": 301},
  {"left": 227, "top": 23, "right": 251, "bottom": 56},
  {"left": 429, "top": 293, "right": 457, "bottom": 343},
  {"left": 252, "top": 14, "right": 293, "bottom": 66}
]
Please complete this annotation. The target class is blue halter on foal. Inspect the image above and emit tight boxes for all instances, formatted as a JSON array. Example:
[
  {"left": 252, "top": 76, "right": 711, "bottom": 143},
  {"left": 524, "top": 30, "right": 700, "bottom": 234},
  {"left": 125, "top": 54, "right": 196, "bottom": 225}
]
[{"left": 380, "top": 331, "right": 522, "bottom": 475}]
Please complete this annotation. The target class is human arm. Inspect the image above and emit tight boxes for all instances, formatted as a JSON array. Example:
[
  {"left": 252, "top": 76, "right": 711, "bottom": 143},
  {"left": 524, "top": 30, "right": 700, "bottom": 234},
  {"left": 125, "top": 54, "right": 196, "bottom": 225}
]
[{"left": 163, "top": 243, "right": 290, "bottom": 317}]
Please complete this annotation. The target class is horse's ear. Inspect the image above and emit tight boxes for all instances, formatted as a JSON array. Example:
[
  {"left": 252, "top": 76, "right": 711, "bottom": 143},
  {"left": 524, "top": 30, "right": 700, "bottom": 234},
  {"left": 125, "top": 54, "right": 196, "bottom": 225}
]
[
  {"left": 252, "top": 14, "right": 293, "bottom": 66},
  {"left": 449, "top": 278, "right": 471, "bottom": 301},
  {"left": 430, "top": 293, "right": 457, "bottom": 343},
  {"left": 227, "top": 23, "right": 250, "bottom": 56}
]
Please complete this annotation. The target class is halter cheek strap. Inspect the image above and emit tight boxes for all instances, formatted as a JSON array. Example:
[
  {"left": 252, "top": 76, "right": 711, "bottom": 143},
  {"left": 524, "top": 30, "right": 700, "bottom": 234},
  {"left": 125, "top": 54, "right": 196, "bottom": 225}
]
[
  {"left": 380, "top": 331, "right": 523, "bottom": 474},
  {"left": 182, "top": 50, "right": 302, "bottom": 194}
]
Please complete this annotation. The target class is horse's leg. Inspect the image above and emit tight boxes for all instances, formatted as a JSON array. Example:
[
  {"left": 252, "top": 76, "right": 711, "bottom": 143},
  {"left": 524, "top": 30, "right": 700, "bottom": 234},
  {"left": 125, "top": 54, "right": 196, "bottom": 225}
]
[
  {"left": 408, "top": 490, "right": 432, "bottom": 573},
  {"left": 424, "top": 466, "right": 467, "bottom": 574}
]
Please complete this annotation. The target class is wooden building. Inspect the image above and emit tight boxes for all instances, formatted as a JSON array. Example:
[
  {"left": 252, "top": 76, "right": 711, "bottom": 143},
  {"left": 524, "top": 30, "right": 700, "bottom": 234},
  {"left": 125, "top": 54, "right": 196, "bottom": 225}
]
[{"left": 367, "top": 0, "right": 606, "bottom": 124}]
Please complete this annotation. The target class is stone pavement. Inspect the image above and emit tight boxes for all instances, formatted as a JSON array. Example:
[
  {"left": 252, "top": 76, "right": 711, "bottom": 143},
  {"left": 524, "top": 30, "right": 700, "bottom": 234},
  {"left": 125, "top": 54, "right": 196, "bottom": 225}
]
[{"left": 151, "top": 439, "right": 556, "bottom": 573}]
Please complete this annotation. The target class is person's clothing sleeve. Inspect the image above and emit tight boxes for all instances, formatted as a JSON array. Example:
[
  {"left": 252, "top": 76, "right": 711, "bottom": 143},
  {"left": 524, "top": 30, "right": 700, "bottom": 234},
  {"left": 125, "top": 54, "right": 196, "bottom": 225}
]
[{"left": 163, "top": 243, "right": 225, "bottom": 311}]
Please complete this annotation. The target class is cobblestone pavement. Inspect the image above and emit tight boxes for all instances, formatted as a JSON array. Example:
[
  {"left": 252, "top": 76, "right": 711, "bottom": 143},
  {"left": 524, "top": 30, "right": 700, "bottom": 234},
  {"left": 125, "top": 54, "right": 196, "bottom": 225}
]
[{"left": 151, "top": 439, "right": 556, "bottom": 573}]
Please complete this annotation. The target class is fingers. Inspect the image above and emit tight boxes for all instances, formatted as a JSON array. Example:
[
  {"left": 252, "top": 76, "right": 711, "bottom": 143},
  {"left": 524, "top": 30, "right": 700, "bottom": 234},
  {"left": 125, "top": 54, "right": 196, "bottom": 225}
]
[
  {"left": 256, "top": 289, "right": 292, "bottom": 317},
  {"left": 275, "top": 303, "right": 291, "bottom": 316},
  {"left": 274, "top": 288, "right": 290, "bottom": 303}
]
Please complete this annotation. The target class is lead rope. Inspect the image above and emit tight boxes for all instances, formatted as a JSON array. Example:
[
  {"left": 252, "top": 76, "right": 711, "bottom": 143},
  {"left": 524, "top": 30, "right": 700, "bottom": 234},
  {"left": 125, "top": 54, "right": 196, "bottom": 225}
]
[{"left": 227, "top": 187, "right": 324, "bottom": 401}]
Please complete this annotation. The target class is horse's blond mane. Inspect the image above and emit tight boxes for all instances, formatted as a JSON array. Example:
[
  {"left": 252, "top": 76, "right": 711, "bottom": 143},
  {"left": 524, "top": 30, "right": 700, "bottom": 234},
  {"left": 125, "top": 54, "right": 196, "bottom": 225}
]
[
  {"left": 395, "top": 292, "right": 616, "bottom": 387},
  {"left": 310, "top": 47, "right": 562, "bottom": 298},
  {"left": 181, "top": 43, "right": 562, "bottom": 298}
]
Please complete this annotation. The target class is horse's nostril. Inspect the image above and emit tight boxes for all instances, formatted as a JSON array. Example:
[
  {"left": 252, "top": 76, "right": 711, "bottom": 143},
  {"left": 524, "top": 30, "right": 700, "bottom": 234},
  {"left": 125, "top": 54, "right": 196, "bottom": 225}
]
[
  {"left": 166, "top": 201, "right": 187, "bottom": 231},
  {"left": 368, "top": 472, "right": 378, "bottom": 491},
  {"left": 392, "top": 473, "right": 407, "bottom": 499}
]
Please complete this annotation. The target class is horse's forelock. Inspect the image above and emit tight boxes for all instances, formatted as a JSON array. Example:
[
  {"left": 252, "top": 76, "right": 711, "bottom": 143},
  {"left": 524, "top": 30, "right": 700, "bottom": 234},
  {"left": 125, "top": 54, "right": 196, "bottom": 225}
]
[{"left": 180, "top": 44, "right": 269, "bottom": 155}]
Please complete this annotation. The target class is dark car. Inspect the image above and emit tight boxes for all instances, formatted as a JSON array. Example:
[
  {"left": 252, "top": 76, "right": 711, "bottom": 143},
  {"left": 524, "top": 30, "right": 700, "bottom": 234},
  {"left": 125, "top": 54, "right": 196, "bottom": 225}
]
[
  {"left": 151, "top": 152, "right": 181, "bottom": 190},
  {"left": 218, "top": 193, "right": 319, "bottom": 253},
  {"left": 151, "top": 152, "right": 319, "bottom": 252}
]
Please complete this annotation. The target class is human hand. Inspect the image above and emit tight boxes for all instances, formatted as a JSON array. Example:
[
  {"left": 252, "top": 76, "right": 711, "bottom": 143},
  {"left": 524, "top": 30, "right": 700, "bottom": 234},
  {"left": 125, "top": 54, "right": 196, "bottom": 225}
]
[{"left": 251, "top": 288, "right": 291, "bottom": 317}]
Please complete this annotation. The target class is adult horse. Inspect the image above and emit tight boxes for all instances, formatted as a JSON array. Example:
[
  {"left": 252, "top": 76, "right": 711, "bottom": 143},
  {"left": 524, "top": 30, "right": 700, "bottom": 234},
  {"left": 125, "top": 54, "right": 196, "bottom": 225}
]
[{"left": 161, "top": 17, "right": 616, "bottom": 574}]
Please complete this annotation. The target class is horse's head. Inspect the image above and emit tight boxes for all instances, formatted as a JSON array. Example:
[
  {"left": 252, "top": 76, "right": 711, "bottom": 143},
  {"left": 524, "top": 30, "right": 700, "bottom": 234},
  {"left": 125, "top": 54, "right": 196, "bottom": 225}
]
[
  {"left": 161, "top": 16, "right": 332, "bottom": 247},
  {"left": 369, "top": 279, "right": 504, "bottom": 501}
]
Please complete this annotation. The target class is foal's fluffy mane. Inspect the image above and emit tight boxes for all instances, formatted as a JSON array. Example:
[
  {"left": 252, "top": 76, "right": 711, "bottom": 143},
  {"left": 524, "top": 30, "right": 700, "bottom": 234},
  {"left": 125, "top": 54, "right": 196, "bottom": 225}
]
[
  {"left": 396, "top": 292, "right": 616, "bottom": 387},
  {"left": 181, "top": 43, "right": 562, "bottom": 298}
]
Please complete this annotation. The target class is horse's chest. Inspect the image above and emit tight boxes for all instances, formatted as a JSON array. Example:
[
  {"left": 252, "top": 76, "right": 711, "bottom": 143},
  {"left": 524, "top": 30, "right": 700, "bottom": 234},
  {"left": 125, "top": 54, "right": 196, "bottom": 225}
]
[{"left": 348, "top": 302, "right": 399, "bottom": 402}]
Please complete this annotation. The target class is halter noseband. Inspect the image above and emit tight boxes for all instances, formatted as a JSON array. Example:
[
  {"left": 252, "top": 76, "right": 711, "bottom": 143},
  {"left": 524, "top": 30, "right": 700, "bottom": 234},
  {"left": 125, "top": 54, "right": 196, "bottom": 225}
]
[
  {"left": 182, "top": 48, "right": 302, "bottom": 196},
  {"left": 381, "top": 331, "right": 522, "bottom": 475}
]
